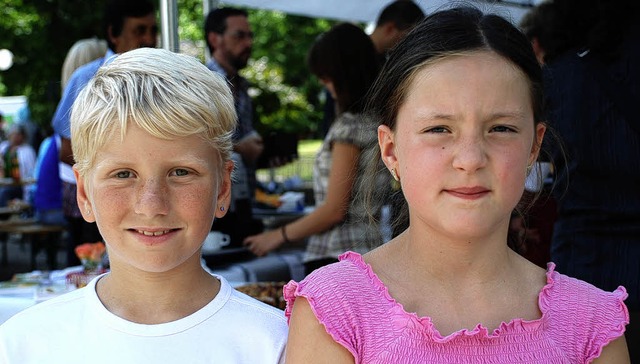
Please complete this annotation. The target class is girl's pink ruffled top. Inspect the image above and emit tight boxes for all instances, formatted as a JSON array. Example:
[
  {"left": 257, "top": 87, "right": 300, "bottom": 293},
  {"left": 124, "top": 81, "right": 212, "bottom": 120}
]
[{"left": 284, "top": 251, "right": 628, "bottom": 363}]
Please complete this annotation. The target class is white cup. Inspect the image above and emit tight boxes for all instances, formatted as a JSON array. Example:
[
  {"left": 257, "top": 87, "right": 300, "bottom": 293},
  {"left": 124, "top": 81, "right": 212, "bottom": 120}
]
[{"left": 202, "top": 231, "right": 231, "bottom": 254}]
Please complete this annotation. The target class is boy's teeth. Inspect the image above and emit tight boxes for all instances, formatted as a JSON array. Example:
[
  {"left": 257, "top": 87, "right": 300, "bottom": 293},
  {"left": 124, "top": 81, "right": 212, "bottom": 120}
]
[{"left": 138, "top": 230, "right": 169, "bottom": 236}]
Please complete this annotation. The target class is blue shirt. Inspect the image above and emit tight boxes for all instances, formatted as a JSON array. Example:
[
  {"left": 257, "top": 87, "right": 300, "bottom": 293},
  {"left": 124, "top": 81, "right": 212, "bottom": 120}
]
[{"left": 52, "top": 49, "right": 115, "bottom": 138}]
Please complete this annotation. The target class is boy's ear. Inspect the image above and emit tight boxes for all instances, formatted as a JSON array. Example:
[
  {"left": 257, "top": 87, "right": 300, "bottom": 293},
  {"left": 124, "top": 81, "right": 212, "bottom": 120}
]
[
  {"left": 74, "top": 167, "right": 96, "bottom": 223},
  {"left": 215, "top": 160, "right": 234, "bottom": 219}
]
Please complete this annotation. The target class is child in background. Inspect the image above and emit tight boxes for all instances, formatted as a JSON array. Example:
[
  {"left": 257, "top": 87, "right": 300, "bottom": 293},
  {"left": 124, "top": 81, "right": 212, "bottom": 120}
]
[
  {"left": 0, "top": 48, "right": 287, "bottom": 363},
  {"left": 284, "top": 7, "right": 629, "bottom": 363}
]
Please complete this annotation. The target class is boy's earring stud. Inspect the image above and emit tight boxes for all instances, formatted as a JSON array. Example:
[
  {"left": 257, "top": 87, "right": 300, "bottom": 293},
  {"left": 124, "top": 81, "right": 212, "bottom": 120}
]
[
  {"left": 220, "top": 206, "right": 225, "bottom": 212},
  {"left": 391, "top": 168, "right": 400, "bottom": 181}
]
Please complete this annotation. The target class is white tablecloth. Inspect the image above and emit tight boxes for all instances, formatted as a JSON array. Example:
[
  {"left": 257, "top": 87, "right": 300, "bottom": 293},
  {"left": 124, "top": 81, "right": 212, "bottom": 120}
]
[{"left": 0, "top": 250, "right": 305, "bottom": 324}]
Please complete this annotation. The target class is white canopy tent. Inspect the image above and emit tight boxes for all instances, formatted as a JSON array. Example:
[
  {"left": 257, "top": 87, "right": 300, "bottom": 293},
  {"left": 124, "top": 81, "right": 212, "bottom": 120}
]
[
  {"left": 217, "top": 0, "right": 540, "bottom": 24},
  {"left": 158, "top": 0, "right": 544, "bottom": 52}
]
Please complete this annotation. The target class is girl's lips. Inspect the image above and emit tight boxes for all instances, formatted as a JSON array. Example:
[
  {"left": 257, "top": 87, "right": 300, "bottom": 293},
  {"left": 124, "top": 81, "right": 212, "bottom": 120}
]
[{"left": 444, "top": 187, "right": 491, "bottom": 200}]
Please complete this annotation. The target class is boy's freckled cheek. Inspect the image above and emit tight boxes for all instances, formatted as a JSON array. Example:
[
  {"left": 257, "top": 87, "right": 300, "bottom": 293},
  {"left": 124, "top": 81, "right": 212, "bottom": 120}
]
[
  {"left": 187, "top": 186, "right": 216, "bottom": 205},
  {"left": 96, "top": 189, "right": 129, "bottom": 206}
]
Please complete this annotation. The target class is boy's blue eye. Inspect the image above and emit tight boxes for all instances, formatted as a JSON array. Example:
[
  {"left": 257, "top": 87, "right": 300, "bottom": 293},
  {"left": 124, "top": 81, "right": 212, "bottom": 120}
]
[
  {"left": 174, "top": 169, "right": 189, "bottom": 176},
  {"left": 115, "top": 171, "right": 131, "bottom": 178}
]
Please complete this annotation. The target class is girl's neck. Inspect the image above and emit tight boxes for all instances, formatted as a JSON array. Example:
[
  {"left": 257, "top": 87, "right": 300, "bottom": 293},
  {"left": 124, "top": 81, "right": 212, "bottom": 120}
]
[{"left": 399, "top": 224, "right": 515, "bottom": 282}]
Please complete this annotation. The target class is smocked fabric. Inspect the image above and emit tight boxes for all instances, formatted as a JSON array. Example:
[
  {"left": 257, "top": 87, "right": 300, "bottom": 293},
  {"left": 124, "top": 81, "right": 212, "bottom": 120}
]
[{"left": 284, "top": 252, "right": 629, "bottom": 363}]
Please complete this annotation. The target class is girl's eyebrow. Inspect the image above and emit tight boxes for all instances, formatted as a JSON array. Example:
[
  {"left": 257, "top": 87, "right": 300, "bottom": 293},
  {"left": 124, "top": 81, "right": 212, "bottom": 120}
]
[{"left": 411, "top": 110, "right": 528, "bottom": 122}]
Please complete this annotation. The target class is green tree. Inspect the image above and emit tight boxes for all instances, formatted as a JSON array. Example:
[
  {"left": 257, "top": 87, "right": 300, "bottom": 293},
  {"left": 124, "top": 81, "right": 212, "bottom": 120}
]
[
  {"left": 178, "top": 3, "right": 335, "bottom": 137},
  {"left": 1, "top": 1, "right": 335, "bottom": 138},
  {"left": 1, "top": 0, "right": 106, "bottom": 130},
  {"left": 245, "top": 10, "right": 334, "bottom": 137}
]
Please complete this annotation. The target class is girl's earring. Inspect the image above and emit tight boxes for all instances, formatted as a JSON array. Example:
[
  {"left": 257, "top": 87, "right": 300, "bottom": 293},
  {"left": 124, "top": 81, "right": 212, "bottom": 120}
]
[
  {"left": 391, "top": 168, "right": 400, "bottom": 181},
  {"left": 220, "top": 206, "right": 225, "bottom": 212},
  {"left": 526, "top": 164, "right": 533, "bottom": 176}
]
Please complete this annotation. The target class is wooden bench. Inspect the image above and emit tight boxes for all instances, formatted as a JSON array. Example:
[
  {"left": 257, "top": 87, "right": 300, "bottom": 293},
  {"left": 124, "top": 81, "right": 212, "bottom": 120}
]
[
  {"left": 0, "top": 222, "right": 65, "bottom": 270},
  {"left": 0, "top": 218, "right": 38, "bottom": 228}
]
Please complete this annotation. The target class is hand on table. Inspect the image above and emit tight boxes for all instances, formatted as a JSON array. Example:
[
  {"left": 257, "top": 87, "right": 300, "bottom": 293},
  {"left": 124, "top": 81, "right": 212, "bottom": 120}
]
[{"left": 243, "top": 229, "right": 283, "bottom": 257}]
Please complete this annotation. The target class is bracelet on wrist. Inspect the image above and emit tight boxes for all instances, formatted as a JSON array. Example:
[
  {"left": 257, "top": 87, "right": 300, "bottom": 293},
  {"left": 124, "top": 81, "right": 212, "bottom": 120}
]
[{"left": 281, "top": 225, "right": 292, "bottom": 244}]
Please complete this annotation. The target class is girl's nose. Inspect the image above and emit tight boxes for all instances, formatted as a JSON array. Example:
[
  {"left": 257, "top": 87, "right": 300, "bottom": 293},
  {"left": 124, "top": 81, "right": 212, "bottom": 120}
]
[{"left": 451, "top": 135, "right": 488, "bottom": 173}]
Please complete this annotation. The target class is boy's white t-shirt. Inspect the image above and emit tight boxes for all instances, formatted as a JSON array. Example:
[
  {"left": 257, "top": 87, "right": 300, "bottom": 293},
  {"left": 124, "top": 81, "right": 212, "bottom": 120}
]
[{"left": 0, "top": 274, "right": 287, "bottom": 364}]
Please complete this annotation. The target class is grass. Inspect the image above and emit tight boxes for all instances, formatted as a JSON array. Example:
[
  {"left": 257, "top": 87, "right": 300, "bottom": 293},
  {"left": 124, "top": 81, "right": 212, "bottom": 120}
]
[
  {"left": 297, "top": 139, "right": 322, "bottom": 157},
  {"left": 257, "top": 139, "right": 321, "bottom": 184}
]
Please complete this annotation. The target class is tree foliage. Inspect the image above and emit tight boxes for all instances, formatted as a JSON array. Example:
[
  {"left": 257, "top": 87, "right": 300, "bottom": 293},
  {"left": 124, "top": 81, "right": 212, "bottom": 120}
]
[
  {"left": 1, "top": 0, "right": 106, "bottom": 129},
  {"left": 177, "top": 1, "right": 335, "bottom": 136},
  {"left": 1, "top": 0, "right": 335, "bottom": 137}
]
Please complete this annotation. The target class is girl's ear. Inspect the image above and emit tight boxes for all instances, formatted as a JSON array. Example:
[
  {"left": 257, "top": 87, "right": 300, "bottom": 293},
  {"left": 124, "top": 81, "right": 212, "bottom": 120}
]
[
  {"left": 215, "top": 160, "right": 234, "bottom": 219},
  {"left": 378, "top": 125, "right": 398, "bottom": 171},
  {"left": 74, "top": 167, "right": 96, "bottom": 223},
  {"left": 529, "top": 122, "right": 547, "bottom": 165}
]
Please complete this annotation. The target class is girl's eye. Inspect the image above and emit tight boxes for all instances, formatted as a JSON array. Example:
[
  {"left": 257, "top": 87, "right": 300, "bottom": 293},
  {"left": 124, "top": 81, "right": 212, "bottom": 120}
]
[
  {"left": 425, "top": 126, "right": 449, "bottom": 134},
  {"left": 491, "top": 125, "right": 517, "bottom": 133},
  {"left": 173, "top": 169, "right": 189, "bottom": 177},
  {"left": 115, "top": 171, "right": 132, "bottom": 178}
]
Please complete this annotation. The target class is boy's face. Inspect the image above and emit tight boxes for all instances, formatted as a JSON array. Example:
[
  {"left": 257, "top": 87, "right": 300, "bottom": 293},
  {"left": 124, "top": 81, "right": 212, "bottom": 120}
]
[{"left": 75, "top": 123, "right": 232, "bottom": 273}]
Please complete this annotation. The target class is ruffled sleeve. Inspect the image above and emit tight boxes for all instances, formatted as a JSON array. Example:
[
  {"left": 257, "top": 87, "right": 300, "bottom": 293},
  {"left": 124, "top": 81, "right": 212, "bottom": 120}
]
[
  {"left": 283, "top": 259, "right": 363, "bottom": 359},
  {"left": 541, "top": 264, "right": 629, "bottom": 363},
  {"left": 583, "top": 285, "right": 628, "bottom": 362}
]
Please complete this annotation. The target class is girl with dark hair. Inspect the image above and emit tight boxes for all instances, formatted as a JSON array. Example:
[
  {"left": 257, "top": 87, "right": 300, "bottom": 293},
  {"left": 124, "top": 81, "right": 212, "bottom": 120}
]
[
  {"left": 283, "top": 7, "right": 629, "bottom": 363},
  {"left": 244, "top": 23, "right": 384, "bottom": 275}
]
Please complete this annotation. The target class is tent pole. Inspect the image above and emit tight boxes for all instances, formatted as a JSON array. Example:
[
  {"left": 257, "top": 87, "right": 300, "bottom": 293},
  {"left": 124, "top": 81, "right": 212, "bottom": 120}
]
[
  {"left": 160, "top": 0, "right": 180, "bottom": 52},
  {"left": 203, "top": 0, "right": 220, "bottom": 62}
]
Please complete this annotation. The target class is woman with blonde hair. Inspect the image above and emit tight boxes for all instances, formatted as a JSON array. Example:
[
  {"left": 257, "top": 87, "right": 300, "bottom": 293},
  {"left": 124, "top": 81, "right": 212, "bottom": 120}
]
[{"left": 61, "top": 38, "right": 108, "bottom": 90}]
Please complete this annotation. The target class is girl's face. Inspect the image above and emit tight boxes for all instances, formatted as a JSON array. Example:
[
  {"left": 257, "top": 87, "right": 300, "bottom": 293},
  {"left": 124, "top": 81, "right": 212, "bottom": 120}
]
[
  {"left": 379, "top": 51, "right": 545, "bottom": 240},
  {"left": 75, "top": 124, "right": 232, "bottom": 273}
]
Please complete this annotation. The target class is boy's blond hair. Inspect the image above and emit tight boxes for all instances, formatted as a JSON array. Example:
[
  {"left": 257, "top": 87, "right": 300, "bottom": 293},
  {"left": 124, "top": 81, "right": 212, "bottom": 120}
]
[{"left": 71, "top": 48, "right": 236, "bottom": 177}]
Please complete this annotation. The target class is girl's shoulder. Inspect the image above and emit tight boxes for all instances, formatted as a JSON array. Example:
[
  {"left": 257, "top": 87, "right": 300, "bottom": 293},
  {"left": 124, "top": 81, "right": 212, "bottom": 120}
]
[
  {"left": 286, "top": 252, "right": 380, "bottom": 296},
  {"left": 541, "top": 263, "right": 628, "bottom": 312},
  {"left": 284, "top": 252, "right": 389, "bottom": 316},
  {"left": 541, "top": 264, "right": 628, "bottom": 358}
]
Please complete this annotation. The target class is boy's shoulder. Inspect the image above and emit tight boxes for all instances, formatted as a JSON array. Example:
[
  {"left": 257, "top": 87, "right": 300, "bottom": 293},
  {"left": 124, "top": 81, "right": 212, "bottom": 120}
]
[
  {"left": 0, "top": 286, "right": 88, "bottom": 335},
  {"left": 216, "top": 277, "right": 288, "bottom": 333}
]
